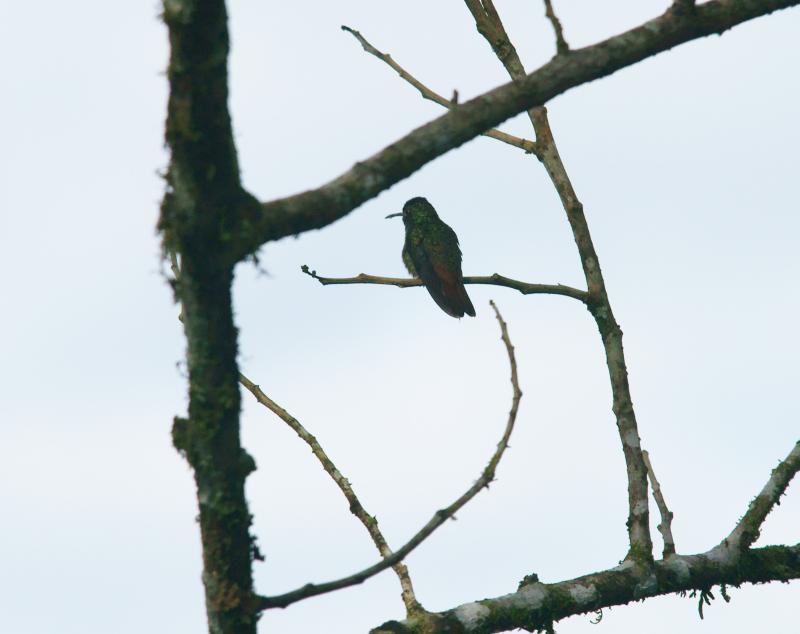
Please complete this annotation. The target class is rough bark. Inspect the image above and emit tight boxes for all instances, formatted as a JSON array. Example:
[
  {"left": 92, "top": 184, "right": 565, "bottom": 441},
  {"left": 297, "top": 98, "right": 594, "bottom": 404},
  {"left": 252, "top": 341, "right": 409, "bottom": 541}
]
[{"left": 373, "top": 544, "right": 800, "bottom": 633}]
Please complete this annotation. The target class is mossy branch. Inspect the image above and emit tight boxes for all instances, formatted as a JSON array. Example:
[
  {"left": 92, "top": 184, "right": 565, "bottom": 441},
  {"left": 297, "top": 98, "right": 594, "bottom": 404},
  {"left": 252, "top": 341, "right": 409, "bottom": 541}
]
[{"left": 372, "top": 542, "right": 800, "bottom": 633}]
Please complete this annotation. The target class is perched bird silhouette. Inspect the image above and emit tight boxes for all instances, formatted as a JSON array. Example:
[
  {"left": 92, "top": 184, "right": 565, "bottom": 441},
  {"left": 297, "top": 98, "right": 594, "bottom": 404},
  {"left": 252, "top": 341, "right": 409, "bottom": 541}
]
[{"left": 386, "top": 197, "right": 476, "bottom": 318}]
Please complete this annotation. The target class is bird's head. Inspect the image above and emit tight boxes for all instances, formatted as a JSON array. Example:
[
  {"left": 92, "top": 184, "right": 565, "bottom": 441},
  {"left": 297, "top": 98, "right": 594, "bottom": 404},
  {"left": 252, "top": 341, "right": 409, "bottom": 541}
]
[{"left": 385, "top": 196, "right": 439, "bottom": 225}]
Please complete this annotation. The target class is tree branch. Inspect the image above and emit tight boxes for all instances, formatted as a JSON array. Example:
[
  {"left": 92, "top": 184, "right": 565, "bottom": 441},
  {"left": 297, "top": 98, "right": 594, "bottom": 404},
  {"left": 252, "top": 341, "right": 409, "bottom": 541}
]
[
  {"left": 254, "top": 301, "right": 523, "bottom": 610},
  {"left": 372, "top": 438, "right": 800, "bottom": 633},
  {"left": 372, "top": 543, "right": 800, "bottom": 633},
  {"left": 543, "top": 0, "right": 570, "bottom": 54},
  {"left": 301, "top": 265, "right": 588, "bottom": 302},
  {"left": 239, "top": 372, "right": 424, "bottom": 614},
  {"left": 463, "top": 0, "right": 653, "bottom": 561},
  {"left": 240, "top": 0, "right": 799, "bottom": 256},
  {"left": 725, "top": 440, "right": 800, "bottom": 550},
  {"left": 642, "top": 450, "right": 676, "bottom": 557},
  {"left": 341, "top": 25, "right": 537, "bottom": 155}
]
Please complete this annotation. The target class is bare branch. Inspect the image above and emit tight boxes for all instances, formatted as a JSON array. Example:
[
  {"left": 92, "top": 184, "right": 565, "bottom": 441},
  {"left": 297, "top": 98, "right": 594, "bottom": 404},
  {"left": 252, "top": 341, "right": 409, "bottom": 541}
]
[
  {"left": 543, "top": 0, "right": 570, "bottom": 54},
  {"left": 642, "top": 450, "right": 676, "bottom": 557},
  {"left": 241, "top": 0, "right": 799, "bottom": 255},
  {"left": 463, "top": 0, "right": 654, "bottom": 560},
  {"left": 239, "top": 373, "right": 424, "bottom": 614},
  {"left": 725, "top": 440, "right": 800, "bottom": 550},
  {"left": 254, "top": 302, "right": 523, "bottom": 610},
  {"left": 301, "top": 265, "right": 588, "bottom": 302},
  {"left": 341, "top": 26, "right": 537, "bottom": 155}
]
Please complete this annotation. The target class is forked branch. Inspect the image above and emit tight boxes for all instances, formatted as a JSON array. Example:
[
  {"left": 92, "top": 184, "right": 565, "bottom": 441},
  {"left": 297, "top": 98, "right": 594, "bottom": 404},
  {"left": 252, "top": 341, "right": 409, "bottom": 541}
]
[
  {"left": 254, "top": 301, "right": 523, "bottom": 610},
  {"left": 239, "top": 373, "right": 424, "bottom": 613}
]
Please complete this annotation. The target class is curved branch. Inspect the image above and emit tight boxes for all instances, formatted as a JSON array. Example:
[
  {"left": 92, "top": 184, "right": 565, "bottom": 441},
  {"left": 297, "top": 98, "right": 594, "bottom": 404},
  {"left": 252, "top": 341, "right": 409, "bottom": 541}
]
[
  {"left": 301, "top": 265, "right": 588, "bottom": 302},
  {"left": 254, "top": 301, "right": 523, "bottom": 610},
  {"left": 239, "top": 372, "right": 423, "bottom": 614},
  {"left": 240, "top": 0, "right": 799, "bottom": 255}
]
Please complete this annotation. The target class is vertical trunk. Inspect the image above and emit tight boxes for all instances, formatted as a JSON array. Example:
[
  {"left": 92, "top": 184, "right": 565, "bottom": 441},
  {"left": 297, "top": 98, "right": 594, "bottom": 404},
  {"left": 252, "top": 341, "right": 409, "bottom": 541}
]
[
  {"left": 160, "top": 1, "right": 257, "bottom": 631},
  {"left": 172, "top": 257, "right": 256, "bottom": 634}
]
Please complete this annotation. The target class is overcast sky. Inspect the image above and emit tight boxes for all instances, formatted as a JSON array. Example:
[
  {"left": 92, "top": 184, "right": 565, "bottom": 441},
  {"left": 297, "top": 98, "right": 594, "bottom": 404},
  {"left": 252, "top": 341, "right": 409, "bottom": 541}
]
[{"left": 2, "top": 1, "right": 799, "bottom": 633}]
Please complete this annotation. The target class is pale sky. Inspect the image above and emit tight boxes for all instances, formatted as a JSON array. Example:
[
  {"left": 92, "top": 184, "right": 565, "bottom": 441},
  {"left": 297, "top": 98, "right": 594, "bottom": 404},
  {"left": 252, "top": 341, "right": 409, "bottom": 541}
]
[{"left": 2, "top": 2, "right": 799, "bottom": 633}]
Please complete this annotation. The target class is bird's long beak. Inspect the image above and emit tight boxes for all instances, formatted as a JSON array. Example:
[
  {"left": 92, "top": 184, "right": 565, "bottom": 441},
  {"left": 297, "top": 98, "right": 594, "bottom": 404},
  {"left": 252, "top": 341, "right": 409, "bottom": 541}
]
[{"left": 385, "top": 212, "right": 402, "bottom": 219}]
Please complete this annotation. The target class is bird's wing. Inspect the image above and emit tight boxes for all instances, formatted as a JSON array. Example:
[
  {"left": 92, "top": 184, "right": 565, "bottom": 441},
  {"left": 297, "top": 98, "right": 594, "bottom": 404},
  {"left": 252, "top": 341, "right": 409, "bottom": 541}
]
[{"left": 408, "top": 229, "right": 475, "bottom": 318}]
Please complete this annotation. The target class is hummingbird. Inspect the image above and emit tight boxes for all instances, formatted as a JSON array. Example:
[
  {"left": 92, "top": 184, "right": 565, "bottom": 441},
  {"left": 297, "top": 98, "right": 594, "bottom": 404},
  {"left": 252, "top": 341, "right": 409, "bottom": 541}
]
[{"left": 386, "top": 197, "right": 476, "bottom": 318}]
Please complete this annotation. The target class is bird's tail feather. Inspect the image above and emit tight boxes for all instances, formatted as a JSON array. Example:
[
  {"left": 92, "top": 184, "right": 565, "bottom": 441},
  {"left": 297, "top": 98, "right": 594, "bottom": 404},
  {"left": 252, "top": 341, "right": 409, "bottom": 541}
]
[{"left": 430, "top": 280, "right": 475, "bottom": 318}]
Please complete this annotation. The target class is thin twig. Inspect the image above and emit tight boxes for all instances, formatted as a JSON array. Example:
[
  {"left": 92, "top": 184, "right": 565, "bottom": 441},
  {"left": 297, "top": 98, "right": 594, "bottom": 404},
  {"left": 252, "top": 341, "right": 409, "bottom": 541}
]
[
  {"left": 239, "top": 373, "right": 424, "bottom": 615},
  {"left": 341, "top": 25, "right": 537, "bottom": 155},
  {"left": 301, "top": 265, "right": 587, "bottom": 302},
  {"left": 254, "top": 301, "right": 523, "bottom": 610},
  {"left": 543, "top": 0, "right": 570, "bottom": 54},
  {"left": 463, "top": 0, "right": 653, "bottom": 560},
  {"left": 725, "top": 440, "right": 800, "bottom": 550},
  {"left": 642, "top": 450, "right": 676, "bottom": 557}
]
